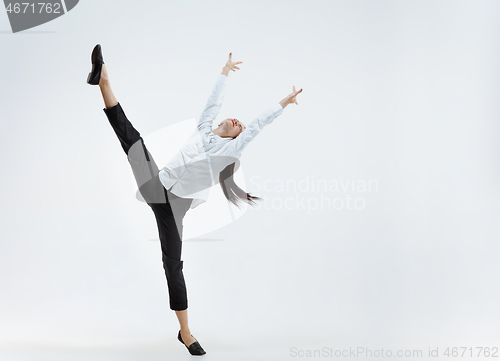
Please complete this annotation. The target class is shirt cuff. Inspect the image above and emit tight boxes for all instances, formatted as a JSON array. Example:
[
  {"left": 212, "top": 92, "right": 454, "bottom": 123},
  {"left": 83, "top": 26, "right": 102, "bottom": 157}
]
[{"left": 272, "top": 102, "right": 284, "bottom": 116}]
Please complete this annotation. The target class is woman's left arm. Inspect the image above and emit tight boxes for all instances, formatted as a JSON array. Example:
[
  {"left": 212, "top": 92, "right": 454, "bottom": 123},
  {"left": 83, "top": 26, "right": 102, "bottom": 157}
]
[
  {"left": 280, "top": 86, "right": 302, "bottom": 109},
  {"left": 225, "top": 86, "right": 303, "bottom": 155}
]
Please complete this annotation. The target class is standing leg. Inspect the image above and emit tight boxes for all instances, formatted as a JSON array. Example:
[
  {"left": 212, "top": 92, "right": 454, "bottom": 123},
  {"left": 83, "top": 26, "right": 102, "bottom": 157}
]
[
  {"left": 150, "top": 194, "right": 197, "bottom": 347},
  {"left": 176, "top": 309, "right": 197, "bottom": 348},
  {"left": 150, "top": 196, "right": 188, "bottom": 311},
  {"left": 170, "top": 195, "right": 197, "bottom": 348}
]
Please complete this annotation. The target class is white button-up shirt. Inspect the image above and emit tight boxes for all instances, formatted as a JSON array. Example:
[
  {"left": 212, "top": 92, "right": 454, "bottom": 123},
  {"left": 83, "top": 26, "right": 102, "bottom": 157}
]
[{"left": 158, "top": 74, "right": 284, "bottom": 209}]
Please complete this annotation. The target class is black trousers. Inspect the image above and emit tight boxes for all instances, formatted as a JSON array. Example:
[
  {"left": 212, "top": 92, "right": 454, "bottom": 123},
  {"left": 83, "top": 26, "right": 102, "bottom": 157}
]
[{"left": 103, "top": 102, "right": 193, "bottom": 311}]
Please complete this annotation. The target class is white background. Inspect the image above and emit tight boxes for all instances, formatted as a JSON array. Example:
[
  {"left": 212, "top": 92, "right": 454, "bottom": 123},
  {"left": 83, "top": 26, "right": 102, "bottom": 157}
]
[{"left": 1, "top": 1, "right": 499, "bottom": 360}]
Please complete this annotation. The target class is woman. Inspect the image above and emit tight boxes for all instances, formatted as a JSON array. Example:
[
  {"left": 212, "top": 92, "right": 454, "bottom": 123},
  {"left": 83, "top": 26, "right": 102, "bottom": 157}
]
[{"left": 87, "top": 44, "right": 302, "bottom": 356}]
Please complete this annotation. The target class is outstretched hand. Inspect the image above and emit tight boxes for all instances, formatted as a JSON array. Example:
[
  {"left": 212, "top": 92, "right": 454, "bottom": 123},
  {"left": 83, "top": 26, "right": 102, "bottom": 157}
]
[
  {"left": 280, "top": 86, "right": 303, "bottom": 109},
  {"left": 221, "top": 52, "right": 242, "bottom": 76},
  {"left": 289, "top": 86, "right": 303, "bottom": 105}
]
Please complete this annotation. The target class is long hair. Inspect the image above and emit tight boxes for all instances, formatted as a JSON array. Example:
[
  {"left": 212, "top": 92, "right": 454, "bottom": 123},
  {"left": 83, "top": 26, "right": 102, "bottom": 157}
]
[{"left": 219, "top": 162, "right": 261, "bottom": 208}]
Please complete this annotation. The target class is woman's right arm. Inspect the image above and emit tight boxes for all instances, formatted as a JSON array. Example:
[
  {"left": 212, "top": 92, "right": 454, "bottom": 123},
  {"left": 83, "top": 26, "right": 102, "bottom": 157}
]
[
  {"left": 197, "top": 73, "right": 228, "bottom": 131},
  {"left": 197, "top": 53, "right": 242, "bottom": 131}
]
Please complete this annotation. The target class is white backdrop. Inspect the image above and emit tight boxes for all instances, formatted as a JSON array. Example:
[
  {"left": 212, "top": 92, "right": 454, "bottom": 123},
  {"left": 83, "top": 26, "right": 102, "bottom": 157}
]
[{"left": 1, "top": 1, "right": 499, "bottom": 360}]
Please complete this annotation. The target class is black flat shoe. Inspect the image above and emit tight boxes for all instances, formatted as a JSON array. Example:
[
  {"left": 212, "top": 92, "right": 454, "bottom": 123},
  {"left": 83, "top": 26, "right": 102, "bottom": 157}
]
[
  {"left": 87, "top": 44, "right": 104, "bottom": 85},
  {"left": 178, "top": 330, "right": 206, "bottom": 356}
]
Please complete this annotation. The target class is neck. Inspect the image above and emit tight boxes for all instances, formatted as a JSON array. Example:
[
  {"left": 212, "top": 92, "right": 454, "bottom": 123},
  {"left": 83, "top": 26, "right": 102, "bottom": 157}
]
[{"left": 213, "top": 127, "right": 229, "bottom": 138}]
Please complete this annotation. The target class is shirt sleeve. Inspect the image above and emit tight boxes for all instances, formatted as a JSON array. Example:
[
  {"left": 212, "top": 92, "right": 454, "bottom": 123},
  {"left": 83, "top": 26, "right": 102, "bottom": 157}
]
[
  {"left": 223, "top": 103, "right": 284, "bottom": 156},
  {"left": 197, "top": 74, "right": 228, "bottom": 131}
]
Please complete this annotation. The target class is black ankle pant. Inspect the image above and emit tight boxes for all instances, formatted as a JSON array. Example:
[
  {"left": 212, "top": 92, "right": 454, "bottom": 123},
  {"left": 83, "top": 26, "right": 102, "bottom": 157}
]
[{"left": 103, "top": 102, "right": 193, "bottom": 311}]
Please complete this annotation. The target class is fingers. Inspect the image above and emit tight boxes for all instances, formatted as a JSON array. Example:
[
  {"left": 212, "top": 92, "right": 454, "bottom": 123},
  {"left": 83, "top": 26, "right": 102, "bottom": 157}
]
[
  {"left": 290, "top": 86, "right": 302, "bottom": 105},
  {"left": 227, "top": 52, "right": 242, "bottom": 69},
  {"left": 228, "top": 53, "right": 242, "bottom": 64}
]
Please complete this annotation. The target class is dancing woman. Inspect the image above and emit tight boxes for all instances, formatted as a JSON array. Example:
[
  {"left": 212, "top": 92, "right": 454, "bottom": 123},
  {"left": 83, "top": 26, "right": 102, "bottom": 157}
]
[{"left": 87, "top": 45, "right": 302, "bottom": 356}]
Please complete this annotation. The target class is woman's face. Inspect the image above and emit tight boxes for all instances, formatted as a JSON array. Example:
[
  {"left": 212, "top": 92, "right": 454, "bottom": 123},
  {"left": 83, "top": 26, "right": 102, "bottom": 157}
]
[{"left": 218, "top": 118, "right": 246, "bottom": 138}]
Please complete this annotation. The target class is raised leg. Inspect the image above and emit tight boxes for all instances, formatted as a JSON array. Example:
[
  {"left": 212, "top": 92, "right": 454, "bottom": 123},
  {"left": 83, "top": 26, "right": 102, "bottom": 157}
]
[
  {"left": 99, "top": 64, "right": 118, "bottom": 109},
  {"left": 98, "top": 64, "right": 166, "bottom": 203},
  {"left": 99, "top": 64, "right": 140, "bottom": 156}
]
